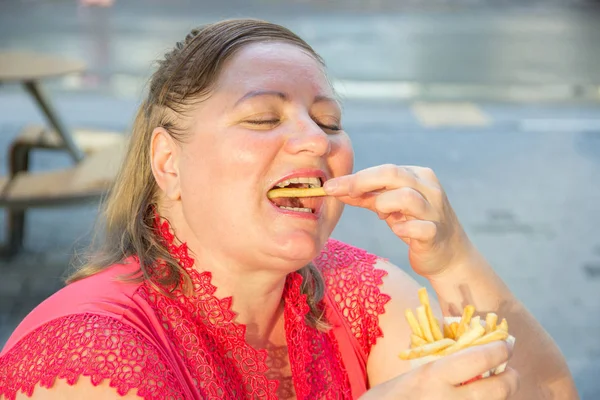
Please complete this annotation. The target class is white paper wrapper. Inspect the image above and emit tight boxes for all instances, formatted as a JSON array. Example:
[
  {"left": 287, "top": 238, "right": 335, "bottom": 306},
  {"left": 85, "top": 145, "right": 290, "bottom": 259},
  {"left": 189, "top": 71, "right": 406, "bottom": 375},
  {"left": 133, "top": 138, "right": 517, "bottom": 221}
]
[{"left": 409, "top": 317, "right": 516, "bottom": 383}]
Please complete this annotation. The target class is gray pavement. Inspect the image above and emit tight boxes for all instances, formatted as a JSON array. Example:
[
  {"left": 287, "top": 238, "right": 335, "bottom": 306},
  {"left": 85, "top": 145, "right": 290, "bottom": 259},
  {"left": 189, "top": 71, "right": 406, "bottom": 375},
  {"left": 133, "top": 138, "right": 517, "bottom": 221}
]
[
  {"left": 1, "top": 1, "right": 600, "bottom": 398},
  {"left": 3, "top": 0, "right": 600, "bottom": 99}
]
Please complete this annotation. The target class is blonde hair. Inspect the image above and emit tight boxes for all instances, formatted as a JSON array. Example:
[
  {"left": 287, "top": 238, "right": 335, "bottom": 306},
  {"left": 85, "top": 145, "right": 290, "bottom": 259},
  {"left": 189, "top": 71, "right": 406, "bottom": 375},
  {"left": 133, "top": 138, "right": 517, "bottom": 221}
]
[{"left": 67, "top": 19, "right": 329, "bottom": 330}]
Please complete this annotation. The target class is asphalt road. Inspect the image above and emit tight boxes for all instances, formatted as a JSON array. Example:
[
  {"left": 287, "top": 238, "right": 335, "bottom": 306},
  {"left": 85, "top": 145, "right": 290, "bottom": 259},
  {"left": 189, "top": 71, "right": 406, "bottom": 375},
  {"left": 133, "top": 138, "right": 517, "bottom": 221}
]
[{"left": 1, "top": 0, "right": 599, "bottom": 398}]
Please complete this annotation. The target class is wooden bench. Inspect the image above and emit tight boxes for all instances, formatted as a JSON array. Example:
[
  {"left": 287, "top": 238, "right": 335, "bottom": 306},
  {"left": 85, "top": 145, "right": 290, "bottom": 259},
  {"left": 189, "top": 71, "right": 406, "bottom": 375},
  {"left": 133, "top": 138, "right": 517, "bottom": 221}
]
[{"left": 1, "top": 125, "right": 127, "bottom": 256}]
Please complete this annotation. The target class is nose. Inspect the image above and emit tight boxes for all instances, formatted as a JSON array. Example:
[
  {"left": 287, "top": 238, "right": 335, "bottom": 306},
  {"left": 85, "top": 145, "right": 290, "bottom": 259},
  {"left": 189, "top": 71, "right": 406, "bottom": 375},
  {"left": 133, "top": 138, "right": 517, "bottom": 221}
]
[{"left": 284, "top": 118, "right": 331, "bottom": 157}]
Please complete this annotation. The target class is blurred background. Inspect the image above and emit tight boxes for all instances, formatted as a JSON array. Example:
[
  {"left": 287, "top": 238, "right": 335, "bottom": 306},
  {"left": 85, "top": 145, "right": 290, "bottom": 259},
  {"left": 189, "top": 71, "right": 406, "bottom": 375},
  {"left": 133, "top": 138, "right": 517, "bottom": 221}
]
[{"left": 1, "top": 0, "right": 599, "bottom": 397}]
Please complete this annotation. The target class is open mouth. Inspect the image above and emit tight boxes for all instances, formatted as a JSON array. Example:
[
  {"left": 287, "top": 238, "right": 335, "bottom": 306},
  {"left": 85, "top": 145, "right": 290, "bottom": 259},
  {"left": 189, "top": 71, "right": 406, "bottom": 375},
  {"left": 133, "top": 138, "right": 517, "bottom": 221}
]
[{"left": 267, "top": 177, "right": 324, "bottom": 214}]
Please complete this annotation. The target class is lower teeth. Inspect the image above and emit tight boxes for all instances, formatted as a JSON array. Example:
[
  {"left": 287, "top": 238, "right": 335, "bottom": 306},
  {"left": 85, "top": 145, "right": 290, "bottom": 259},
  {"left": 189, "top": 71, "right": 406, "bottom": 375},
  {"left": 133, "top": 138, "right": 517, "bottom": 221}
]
[{"left": 279, "top": 206, "right": 312, "bottom": 213}]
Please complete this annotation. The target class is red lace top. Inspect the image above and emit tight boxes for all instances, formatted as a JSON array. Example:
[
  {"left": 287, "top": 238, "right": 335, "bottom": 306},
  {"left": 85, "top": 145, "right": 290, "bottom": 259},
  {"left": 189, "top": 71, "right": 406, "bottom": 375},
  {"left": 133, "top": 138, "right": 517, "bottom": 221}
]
[{"left": 0, "top": 220, "right": 391, "bottom": 400}]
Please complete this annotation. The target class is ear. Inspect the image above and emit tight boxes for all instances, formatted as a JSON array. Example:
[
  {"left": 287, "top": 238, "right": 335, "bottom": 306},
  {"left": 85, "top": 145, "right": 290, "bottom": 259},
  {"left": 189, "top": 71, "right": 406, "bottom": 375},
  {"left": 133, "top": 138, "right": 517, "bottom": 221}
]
[{"left": 151, "top": 127, "right": 181, "bottom": 201}]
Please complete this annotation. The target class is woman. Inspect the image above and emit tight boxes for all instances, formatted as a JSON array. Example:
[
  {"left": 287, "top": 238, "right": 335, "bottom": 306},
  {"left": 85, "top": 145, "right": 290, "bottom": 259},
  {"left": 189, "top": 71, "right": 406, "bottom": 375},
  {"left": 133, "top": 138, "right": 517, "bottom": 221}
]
[{"left": 0, "top": 19, "right": 578, "bottom": 399}]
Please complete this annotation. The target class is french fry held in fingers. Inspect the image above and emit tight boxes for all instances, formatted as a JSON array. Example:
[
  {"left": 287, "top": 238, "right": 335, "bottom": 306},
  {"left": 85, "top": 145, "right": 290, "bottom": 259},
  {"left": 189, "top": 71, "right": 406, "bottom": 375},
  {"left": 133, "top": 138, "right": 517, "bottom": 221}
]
[
  {"left": 266, "top": 187, "right": 326, "bottom": 199},
  {"left": 399, "top": 287, "right": 513, "bottom": 368}
]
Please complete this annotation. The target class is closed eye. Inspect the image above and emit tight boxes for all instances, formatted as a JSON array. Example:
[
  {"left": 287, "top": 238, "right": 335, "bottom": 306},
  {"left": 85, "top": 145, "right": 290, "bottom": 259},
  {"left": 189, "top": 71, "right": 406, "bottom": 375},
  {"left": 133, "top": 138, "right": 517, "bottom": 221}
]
[
  {"left": 320, "top": 123, "right": 341, "bottom": 132},
  {"left": 245, "top": 119, "right": 279, "bottom": 126},
  {"left": 244, "top": 119, "right": 341, "bottom": 133}
]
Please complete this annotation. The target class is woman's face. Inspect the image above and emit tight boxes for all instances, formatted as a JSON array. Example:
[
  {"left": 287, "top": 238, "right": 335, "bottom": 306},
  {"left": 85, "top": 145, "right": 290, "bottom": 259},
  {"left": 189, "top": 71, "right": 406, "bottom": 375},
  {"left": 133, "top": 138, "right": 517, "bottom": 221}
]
[{"left": 165, "top": 42, "right": 353, "bottom": 270}]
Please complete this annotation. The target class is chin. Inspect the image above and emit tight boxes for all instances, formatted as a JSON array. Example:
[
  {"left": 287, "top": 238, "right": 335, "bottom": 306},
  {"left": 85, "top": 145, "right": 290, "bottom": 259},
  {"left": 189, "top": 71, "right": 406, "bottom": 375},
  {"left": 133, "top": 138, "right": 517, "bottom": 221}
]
[{"left": 269, "top": 230, "right": 328, "bottom": 266}]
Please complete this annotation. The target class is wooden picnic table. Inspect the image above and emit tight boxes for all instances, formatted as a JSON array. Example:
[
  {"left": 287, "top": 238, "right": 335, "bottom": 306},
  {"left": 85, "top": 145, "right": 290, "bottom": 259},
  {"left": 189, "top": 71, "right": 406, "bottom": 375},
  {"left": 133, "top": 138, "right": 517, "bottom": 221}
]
[
  {"left": 0, "top": 51, "right": 88, "bottom": 162},
  {"left": 0, "top": 50, "right": 126, "bottom": 256}
]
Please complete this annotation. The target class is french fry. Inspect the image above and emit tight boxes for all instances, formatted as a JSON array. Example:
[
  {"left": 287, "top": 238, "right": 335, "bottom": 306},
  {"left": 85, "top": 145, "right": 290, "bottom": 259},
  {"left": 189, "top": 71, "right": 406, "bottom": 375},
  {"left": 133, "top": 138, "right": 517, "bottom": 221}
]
[
  {"left": 450, "top": 322, "right": 459, "bottom": 338},
  {"left": 485, "top": 313, "right": 498, "bottom": 333},
  {"left": 399, "top": 338, "right": 456, "bottom": 360},
  {"left": 456, "top": 305, "right": 475, "bottom": 339},
  {"left": 411, "top": 334, "right": 429, "bottom": 348},
  {"left": 498, "top": 318, "right": 508, "bottom": 333},
  {"left": 416, "top": 306, "right": 434, "bottom": 342},
  {"left": 469, "top": 316, "right": 481, "bottom": 330},
  {"left": 418, "top": 287, "right": 430, "bottom": 306},
  {"left": 471, "top": 330, "right": 509, "bottom": 346},
  {"left": 405, "top": 309, "right": 423, "bottom": 338},
  {"left": 440, "top": 324, "right": 486, "bottom": 356},
  {"left": 401, "top": 287, "right": 512, "bottom": 365},
  {"left": 267, "top": 187, "right": 326, "bottom": 199},
  {"left": 426, "top": 307, "right": 444, "bottom": 341},
  {"left": 418, "top": 287, "right": 443, "bottom": 341},
  {"left": 443, "top": 324, "right": 454, "bottom": 339}
]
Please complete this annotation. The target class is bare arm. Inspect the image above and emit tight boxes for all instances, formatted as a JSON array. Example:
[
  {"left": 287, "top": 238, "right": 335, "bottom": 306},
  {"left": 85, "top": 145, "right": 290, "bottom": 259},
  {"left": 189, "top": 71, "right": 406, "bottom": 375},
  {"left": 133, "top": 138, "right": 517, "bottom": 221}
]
[
  {"left": 428, "top": 247, "right": 579, "bottom": 400},
  {"left": 7, "top": 377, "right": 144, "bottom": 400},
  {"left": 367, "top": 257, "right": 578, "bottom": 399},
  {"left": 366, "top": 259, "right": 443, "bottom": 387},
  {"left": 325, "top": 164, "right": 579, "bottom": 398},
  {"left": 0, "top": 314, "right": 185, "bottom": 400}
]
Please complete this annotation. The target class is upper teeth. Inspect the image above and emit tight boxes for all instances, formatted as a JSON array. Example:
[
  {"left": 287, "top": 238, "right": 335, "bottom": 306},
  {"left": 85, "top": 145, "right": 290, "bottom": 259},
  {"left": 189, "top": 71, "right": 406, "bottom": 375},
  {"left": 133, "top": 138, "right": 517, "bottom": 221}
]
[{"left": 276, "top": 177, "right": 322, "bottom": 188}]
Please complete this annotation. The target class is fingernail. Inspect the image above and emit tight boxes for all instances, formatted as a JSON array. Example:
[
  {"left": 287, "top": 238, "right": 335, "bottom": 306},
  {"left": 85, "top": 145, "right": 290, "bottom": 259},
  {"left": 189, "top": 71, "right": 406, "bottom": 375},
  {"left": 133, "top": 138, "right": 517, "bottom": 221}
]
[{"left": 323, "top": 179, "right": 339, "bottom": 194}]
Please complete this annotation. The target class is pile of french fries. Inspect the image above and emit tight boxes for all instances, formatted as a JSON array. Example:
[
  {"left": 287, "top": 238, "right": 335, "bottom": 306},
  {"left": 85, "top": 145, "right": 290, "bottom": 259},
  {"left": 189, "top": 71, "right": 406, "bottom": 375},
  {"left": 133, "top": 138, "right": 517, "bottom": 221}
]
[{"left": 399, "top": 288, "right": 510, "bottom": 361}]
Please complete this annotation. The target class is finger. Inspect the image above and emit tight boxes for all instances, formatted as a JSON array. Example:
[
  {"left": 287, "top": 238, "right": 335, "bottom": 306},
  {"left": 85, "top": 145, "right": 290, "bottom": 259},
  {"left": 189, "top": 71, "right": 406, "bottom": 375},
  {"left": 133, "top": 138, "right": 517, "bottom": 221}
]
[
  {"left": 377, "top": 211, "right": 391, "bottom": 220},
  {"left": 374, "top": 187, "right": 433, "bottom": 219},
  {"left": 431, "top": 341, "right": 512, "bottom": 386},
  {"left": 459, "top": 367, "right": 520, "bottom": 400},
  {"left": 406, "top": 166, "right": 439, "bottom": 183},
  {"left": 329, "top": 192, "right": 379, "bottom": 210},
  {"left": 324, "top": 164, "right": 420, "bottom": 198},
  {"left": 390, "top": 220, "right": 437, "bottom": 242}
]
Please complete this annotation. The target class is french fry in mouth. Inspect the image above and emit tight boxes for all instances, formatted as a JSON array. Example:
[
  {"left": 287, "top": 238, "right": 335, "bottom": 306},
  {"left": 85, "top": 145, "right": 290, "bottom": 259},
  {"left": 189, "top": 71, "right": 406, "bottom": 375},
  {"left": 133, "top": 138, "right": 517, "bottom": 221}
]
[{"left": 267, "top": 187, "right": 327, "bottom": 199}]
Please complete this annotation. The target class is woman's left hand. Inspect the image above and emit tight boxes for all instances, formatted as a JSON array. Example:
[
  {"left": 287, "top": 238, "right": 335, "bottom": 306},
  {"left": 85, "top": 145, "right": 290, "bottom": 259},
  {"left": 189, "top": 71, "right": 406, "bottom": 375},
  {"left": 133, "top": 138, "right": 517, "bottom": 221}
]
[{"left": 324, "top": 164, "right": 474, "bottom": 278}]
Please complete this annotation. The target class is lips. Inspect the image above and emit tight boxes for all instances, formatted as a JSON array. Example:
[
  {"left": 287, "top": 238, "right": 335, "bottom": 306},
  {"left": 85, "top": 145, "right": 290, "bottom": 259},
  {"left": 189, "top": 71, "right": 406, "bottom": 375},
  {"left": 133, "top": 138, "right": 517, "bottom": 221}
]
[{"left": 267, "top": 170, "right": 327, "bottom": 215}]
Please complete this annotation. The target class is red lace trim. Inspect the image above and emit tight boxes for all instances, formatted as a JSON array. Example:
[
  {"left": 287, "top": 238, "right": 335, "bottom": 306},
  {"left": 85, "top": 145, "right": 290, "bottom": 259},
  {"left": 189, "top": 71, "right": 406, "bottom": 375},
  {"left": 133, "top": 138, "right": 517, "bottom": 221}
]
[
  {"left": 315, "top": 239, "right": 392, "bottom": 355},
  {"left": 0, "top": 314, "right": 184, "bottom": 400},
  {"left": 284, "top": 273, "right": 353, "bottom": 399},
  {"left": 145, "top": 216, "right": 353, "bottom": 399}
]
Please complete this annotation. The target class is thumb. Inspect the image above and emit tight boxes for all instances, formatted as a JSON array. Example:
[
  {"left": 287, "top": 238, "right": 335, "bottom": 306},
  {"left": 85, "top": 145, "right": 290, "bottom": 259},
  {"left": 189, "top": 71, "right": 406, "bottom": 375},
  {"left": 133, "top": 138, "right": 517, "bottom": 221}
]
[{"left": 429, "top": 341, "right": 512, "bottom": 386}]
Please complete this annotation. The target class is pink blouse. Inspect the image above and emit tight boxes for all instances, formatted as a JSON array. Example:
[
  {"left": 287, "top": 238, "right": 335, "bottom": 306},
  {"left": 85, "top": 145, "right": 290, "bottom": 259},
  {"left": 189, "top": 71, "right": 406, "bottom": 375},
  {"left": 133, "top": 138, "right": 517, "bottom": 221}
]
[{"left": 0, "top": 219, "right": 391, "bottom": 399}]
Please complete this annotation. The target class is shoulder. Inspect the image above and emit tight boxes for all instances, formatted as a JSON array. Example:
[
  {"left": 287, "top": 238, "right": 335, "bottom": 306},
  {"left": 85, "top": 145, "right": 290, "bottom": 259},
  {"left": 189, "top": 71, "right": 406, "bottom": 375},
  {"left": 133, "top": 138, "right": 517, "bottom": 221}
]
[
  {"left": 315, "top": 239, "right": 389, "bottom": 306},
  {"left": 5, "top": 376, "right": 144, "bottom": 400},
  {"left": 314, "top": 239, "right": 391, "bottom": 355},
  {"left": 315, "top": 240, "right": 441, "bottom": 386},
  {"left": 0, "top": 313, "right": 185, "bottom": 400},
  {"left": 1, "top": 259, "right": 143, "bottom": 353},
  {"left": 315, "top": 238, "right": 381, "bottom": 273},
  {"left": 365, "top": 258, "right": 443, "bottom": 387},
  {"left": 315, "top": 239, "right": 388, "bottom": 288}
]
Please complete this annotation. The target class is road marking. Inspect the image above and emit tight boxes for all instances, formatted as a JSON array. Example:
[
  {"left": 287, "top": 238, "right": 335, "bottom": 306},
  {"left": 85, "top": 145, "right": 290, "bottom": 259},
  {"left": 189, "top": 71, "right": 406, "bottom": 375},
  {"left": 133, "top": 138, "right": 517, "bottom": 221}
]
[
  {"left": 333, "top": 80, "right": 419, "bottom": 100},
  {"left": 520, "top": 119, "right": 600, "bottom": 132},
  {"left": 410, "top": 102, "right": 491, "bottom": 128}
]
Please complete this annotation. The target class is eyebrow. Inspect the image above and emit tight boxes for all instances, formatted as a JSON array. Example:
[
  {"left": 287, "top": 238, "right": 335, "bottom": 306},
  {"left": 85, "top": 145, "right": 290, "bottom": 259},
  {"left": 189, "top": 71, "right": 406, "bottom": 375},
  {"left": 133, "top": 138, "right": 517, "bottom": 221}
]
[{"left": 233, "top": 90, "right": 339, "bottom": 108}]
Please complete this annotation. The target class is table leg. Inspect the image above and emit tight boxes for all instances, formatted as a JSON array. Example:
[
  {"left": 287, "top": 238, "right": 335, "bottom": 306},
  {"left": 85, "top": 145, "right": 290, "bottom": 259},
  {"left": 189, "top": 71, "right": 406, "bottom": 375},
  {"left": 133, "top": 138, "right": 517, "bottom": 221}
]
[{"left": 23, "top": 80, "right": 85, "bottom": 163}]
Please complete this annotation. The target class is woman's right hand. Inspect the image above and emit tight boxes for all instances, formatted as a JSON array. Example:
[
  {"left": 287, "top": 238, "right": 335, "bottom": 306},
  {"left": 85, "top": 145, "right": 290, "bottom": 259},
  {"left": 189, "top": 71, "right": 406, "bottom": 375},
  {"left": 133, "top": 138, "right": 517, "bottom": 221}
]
[{"left": 360, "top": 341, "right": 520, "bottom": 400}]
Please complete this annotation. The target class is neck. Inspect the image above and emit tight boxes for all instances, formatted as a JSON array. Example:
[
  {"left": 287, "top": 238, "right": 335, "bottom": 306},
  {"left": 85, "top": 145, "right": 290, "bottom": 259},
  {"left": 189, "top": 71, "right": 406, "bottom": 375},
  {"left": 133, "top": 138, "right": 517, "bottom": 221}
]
[
  {"left": 200, "top": 251, "right": 289, "bottom": 347},
  {"left": 156, "top": 207, "right": 291, "bottom": 347}
]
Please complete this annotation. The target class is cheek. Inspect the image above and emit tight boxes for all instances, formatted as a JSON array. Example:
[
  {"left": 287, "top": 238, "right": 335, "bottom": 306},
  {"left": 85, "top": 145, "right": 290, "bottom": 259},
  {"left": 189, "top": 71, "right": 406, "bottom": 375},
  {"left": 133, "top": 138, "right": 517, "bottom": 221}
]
[
  {"left": 224, "top": 135, "right": 278, "bottom": 169},
  {"left": 178, "top": 133, "right": 279, "bottom": 194},
  {"left": 329, "top": 135, "right": 354, "bottom": 176}
]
